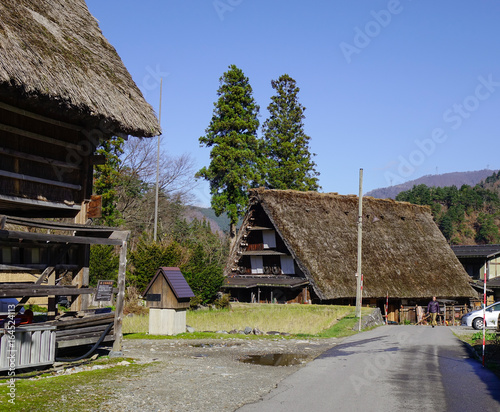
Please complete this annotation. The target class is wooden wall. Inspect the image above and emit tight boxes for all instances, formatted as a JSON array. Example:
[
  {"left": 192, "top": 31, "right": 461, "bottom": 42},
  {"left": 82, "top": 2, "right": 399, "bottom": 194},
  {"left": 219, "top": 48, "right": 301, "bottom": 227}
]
[{"left": 0, "top": 103, "right": 95, "bottom": 217}]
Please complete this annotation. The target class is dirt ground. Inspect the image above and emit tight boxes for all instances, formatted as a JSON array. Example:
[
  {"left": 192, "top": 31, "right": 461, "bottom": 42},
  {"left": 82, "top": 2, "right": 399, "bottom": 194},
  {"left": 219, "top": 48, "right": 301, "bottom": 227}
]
[
  {"left": 97, "top": 336, "right": 341, "bottom": 412},
  {"left": 85, "top": 326, "right": 497, "bottom": 411}
]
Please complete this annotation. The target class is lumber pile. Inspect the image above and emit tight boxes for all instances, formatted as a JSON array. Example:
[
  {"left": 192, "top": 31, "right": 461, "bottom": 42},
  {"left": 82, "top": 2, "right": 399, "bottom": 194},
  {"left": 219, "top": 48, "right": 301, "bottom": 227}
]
[{"left": 37, "top": 311, "right": 115, "bottom": 349}]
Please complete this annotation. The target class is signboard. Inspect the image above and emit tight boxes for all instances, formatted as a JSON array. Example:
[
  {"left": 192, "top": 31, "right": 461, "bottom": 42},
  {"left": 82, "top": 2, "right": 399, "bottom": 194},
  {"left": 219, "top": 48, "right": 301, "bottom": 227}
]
[
  {"left": 95, "top": 280, "right": 114, "bottom": 301},
  {"left": 146, "top": 294, "right": 161, "bottom": 302}
]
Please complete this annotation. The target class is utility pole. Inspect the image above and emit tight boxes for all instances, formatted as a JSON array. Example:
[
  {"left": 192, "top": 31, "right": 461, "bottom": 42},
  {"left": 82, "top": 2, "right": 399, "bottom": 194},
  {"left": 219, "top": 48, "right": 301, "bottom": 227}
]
[
  {"left": 355, "top": 168, "right": 363, "bottom": 330},
  {"left": 482, "top": 261, "right": 488, "bottom": 367},
  {"left": 153, "top": 78, "right": 163, "bottom": 242}
]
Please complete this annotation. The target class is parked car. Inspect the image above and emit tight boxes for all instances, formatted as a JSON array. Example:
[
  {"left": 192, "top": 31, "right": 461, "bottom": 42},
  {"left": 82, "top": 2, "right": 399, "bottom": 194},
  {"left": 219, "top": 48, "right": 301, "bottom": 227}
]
[{"left": 461, "top": 302, "right": 500, "bottom": 329}]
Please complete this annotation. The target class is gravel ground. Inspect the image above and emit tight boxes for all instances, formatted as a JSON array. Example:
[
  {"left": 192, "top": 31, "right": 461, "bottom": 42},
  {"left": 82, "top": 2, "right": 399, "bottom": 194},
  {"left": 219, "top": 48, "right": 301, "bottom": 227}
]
[{"left": 98, "top": 337, "right": 341, "bottom": 412}]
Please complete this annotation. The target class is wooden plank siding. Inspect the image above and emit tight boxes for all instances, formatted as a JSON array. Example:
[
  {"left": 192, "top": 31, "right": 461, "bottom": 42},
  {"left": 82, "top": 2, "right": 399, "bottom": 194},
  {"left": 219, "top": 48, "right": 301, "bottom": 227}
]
[{"left": 0, "top": 104, "right": 93, "bottom": 218}]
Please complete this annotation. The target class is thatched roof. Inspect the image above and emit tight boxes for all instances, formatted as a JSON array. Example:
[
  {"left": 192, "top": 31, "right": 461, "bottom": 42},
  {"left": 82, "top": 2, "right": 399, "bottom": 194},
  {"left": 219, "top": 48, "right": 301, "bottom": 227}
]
[
  {"left": 0, "top": 0, "right": 160, "bottom": 137},
  {"left": 230, "top": 188, "right": 476, "bottom": 300}
]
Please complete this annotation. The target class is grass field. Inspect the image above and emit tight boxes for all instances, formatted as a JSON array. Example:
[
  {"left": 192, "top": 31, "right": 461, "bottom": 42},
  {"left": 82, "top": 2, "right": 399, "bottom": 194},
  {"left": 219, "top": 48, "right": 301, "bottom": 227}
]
[{"left": 123, "top": 303, "right": 371, "bottom": 337}]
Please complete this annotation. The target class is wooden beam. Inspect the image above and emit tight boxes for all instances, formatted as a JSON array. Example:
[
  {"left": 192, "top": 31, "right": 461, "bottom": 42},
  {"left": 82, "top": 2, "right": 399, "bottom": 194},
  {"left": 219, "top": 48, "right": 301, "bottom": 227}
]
[
  {"left": 0, "top": 101, "right": 83, "bottom": 131},
  {"left": 0, "top": 264, "right": 79, "bottom": 271},
  {"left": 0, "top": 146, "right": 81, "bottom": 170},
  {"left": 0, "top": 194, "right": 81, "bottom": 213},
  {"left": 56, "top": 335, "right": 114, "bottom": 349},
  {"left": 0, "top": 284, "right": 77, "bottom": 289},
  {"left": 113, "top": 238, "right": 128, "bottom": 353},
  {"left": 0, "top": 287, "right": 96, "bottom": 298},
  {"left": 50, "top": 313, "right": 115, "bottom": 329},
  {"left": 3, "top": 215, "right": 118, "bottom": 233},
  {"left": 0, "top": 229, "right": 122, "bottom": 246},
  {"left": 0, "top": 169, "right": 82, "bottom": 191},
  {"left": 0, "top": 123, "right": 81, "bottom": 150},
  {"left": 56, "top": 324, "right": 112, "bottom": 338}
]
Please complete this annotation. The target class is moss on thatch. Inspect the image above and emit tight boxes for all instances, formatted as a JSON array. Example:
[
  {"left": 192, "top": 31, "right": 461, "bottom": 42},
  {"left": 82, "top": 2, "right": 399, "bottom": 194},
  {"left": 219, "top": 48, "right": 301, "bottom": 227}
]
[
  {"left": 230, "top": 188, "right": 476, "bottom": 300},
  {"left": 0, "top": 0, "right": 160, "bottom": 137}
]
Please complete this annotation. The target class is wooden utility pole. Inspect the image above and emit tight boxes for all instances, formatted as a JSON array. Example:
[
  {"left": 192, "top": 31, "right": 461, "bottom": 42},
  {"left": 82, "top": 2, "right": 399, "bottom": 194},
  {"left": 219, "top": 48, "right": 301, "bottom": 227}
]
[
  {"left": 355, "top": 169, "right": 363, "bottom": 330},
  {"left": 154, "top": 78, "right": 163, "bottom": 242}
]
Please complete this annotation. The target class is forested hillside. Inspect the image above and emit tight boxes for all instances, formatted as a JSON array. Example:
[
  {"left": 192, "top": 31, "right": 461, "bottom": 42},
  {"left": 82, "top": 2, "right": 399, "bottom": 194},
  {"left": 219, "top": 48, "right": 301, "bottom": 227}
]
[
  {"left": 366, "top": 169, "right": 497, "bottom": 199},
  {"left": 395, "top": 171, "right": 500, "bottom": 245}
]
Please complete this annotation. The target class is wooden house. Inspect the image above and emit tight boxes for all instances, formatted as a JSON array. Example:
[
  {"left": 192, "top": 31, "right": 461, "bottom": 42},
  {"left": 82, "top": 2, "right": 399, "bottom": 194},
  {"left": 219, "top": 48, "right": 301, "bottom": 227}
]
[
  {"left": 0, "top": 0, "right": 160, "bottom": 362},
  {"left": 452, "top": 244, "right": 500, "bottom": 302},
  {"left": 224, "top": 189, "right": 477, "bottom": 318},
  {"left": 143, "top": 267, "right": 194, "bottom": 335}
]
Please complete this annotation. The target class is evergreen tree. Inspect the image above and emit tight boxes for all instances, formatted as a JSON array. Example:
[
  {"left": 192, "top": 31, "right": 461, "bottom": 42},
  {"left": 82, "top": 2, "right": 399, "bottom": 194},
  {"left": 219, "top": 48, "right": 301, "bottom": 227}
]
[
  {"left": 89, "top": 245, "right": 119, "bottom": 287},
  {"left": 94, "top": 136, "right": 125, "bottom": 227},
  {"left": 197, "top": 65, "right": 261, "bottom": 237},
  {"left": 261, "top": 74, "right": 320, "bottom": 191}
]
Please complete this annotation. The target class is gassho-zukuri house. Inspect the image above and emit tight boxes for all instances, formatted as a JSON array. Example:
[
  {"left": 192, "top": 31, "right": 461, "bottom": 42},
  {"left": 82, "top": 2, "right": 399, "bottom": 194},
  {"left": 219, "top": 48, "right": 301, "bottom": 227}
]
[
  {"left": 0, "top": 0, "right": 160, "bottom": 363},
  {"left": 223, "top": 188, "right": 477, "bottom": 310}
]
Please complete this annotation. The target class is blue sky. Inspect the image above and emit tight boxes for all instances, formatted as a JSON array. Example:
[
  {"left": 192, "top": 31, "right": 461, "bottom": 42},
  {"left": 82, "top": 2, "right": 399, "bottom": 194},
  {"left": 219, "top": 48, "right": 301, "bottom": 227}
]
[{"left": 86, "top": 0, "right": 500, "bottom": 206}]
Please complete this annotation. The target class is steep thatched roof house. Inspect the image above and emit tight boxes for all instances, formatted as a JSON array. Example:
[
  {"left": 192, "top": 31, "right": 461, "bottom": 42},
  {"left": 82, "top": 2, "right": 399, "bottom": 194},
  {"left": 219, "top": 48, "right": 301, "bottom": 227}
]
[
  {"left": 224, "top": 189, "right": 476, "bottom": 308},
  {"left": 0, "top": 0, "right": 160, "bottom": 217},
  {"left": 0, "top": 0, "right": 160, "bottom": 358}
]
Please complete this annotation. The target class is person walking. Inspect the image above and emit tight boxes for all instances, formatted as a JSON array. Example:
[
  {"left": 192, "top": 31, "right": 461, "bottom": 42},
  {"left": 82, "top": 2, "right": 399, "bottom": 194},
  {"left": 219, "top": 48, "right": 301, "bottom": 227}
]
[{"left": 427, "top": 296, "right": 440, "bottom": 327}]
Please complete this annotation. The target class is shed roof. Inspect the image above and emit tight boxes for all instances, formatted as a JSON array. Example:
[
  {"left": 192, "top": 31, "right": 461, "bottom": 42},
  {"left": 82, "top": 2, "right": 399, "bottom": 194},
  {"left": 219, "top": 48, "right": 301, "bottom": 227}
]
[
  {"left": 0, "top": 0, "right": 160, "bottom": 137},
  {"left": 451, "top": 245, "right": 500, "bottom": 259},
  {"left": 143, "top": 267, "right": 194, "bottom": 300},
  {"left": 228, "top": 188, "right": 477, "bottom": 300}
]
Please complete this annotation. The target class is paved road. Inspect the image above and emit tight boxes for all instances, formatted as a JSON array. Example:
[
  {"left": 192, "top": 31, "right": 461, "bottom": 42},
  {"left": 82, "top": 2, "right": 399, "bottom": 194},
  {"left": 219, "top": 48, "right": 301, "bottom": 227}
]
[{"left": 238, "top": 326, "right": 500, "bottom": 412}]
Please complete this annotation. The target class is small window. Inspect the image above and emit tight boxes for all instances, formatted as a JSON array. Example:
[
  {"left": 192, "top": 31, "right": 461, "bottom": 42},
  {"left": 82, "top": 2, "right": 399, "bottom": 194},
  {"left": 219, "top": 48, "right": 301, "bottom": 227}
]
[
  {"left": 1, "top": 248, "right": 12, "bottom": 264},
  {"left": 280, "top": 256, "right": 295, "bottom": 275},
  {"left": 31, "top": 248, "right": 40, "bottom": 264},
  {"left": 262, "top": 230, "right": 276, "bottom": 249},
  {"left": 250, "top": 256, "right": 264, "bottom": 274}
]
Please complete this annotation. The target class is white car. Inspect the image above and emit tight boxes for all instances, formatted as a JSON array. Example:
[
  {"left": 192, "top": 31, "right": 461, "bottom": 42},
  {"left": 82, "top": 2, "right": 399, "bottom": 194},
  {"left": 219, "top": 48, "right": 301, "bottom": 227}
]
[{"left": 461, "top": 302, "right": 500, "bottom": 329}]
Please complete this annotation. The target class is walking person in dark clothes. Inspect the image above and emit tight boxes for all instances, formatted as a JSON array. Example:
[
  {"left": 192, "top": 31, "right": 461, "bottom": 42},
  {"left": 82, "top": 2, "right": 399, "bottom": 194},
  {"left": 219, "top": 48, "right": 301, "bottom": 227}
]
[{"left": 427, "top": 296, "right": 440, "bottom": 327}]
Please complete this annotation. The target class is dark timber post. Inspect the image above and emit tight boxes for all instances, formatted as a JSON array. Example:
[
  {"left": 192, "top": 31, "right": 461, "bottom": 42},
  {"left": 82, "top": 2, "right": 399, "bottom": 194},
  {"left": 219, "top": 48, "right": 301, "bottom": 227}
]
[{"left": 355, "top": 169, "right": 363, "bottom": 329}]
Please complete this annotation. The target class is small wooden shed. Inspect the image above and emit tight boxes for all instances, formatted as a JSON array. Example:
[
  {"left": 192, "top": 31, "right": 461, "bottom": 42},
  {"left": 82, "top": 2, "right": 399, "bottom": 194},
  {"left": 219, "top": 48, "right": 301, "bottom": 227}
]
[{"left": 143, "top": 267, "right": 194, "bottom": 335}]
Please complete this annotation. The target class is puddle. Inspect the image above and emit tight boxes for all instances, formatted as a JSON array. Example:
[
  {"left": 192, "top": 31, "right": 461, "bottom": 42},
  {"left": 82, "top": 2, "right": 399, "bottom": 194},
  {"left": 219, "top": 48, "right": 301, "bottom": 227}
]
[
  {"left": 191, "top": 343, "right": 228, "bottom": 348},
  {"left": 239, "top": 353, "right": 309, "bottom": 366},
  {"left": 190, "top": 342, "right": 243, "bottom": 348}
]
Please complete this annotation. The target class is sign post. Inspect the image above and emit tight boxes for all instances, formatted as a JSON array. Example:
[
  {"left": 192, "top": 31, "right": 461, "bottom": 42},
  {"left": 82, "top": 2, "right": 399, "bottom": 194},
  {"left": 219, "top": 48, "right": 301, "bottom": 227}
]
[{"left": 95, "top": 280, "right": 114, "bottom": 302}]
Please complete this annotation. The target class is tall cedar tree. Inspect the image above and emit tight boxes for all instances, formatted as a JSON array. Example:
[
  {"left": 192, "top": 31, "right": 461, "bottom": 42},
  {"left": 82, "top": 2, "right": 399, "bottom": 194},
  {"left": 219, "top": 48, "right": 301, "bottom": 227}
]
[
  {"left": 197, "top": 65, "right": 260, "bottom": 237},
  {"left": 261, "top": 74, "right": 320, "bottom": 191},
  {"left": 94, "top": 136, "right": 125, "bottom": 227}
]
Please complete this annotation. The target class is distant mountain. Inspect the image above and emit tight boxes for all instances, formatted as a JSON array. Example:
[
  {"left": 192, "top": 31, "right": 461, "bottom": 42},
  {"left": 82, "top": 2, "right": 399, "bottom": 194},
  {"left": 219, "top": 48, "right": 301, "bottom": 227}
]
[
  {"left": 185, "top": 206, "right": 230, "bottom": 234},
  {"left": 366, "top": 169, "right": 498, "bottom": 199}
]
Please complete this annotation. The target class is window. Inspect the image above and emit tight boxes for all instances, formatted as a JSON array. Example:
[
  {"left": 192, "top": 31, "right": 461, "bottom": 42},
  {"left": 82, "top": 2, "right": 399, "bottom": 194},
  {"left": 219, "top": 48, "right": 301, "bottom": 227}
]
[
  {"left": 280, "top": 256, "right": 295, "bottom": 275},
  {"left": 262, "top": 230, "right": 276, "bottom": 249},
  {"left": 250, "top": 256, "right": 263, "bottom": 274},
  {"left": 1, "top": 248, "right": 11, "bottom": 264}
]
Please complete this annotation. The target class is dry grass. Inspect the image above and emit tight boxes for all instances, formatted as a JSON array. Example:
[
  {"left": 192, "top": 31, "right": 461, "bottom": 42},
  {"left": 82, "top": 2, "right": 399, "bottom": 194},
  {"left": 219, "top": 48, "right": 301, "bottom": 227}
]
[
  {"left": 123, "top": 303, "right": 354, "bottom": 335},
  {"left": 123, "top": 314, "right": 149, "bottom": 334}
]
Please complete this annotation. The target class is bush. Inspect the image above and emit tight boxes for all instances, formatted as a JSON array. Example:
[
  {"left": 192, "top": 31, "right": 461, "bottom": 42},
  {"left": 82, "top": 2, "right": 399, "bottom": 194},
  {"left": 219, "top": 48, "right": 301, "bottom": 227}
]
[
  {"left": 214, "top": 293, "right": 231, "bottom": 309},
  {"left": 123, "top": 286, "right": 148, "bottom": 316},
  {"left": 472, "top": 331, "right": 497, "bottom": 341}
]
